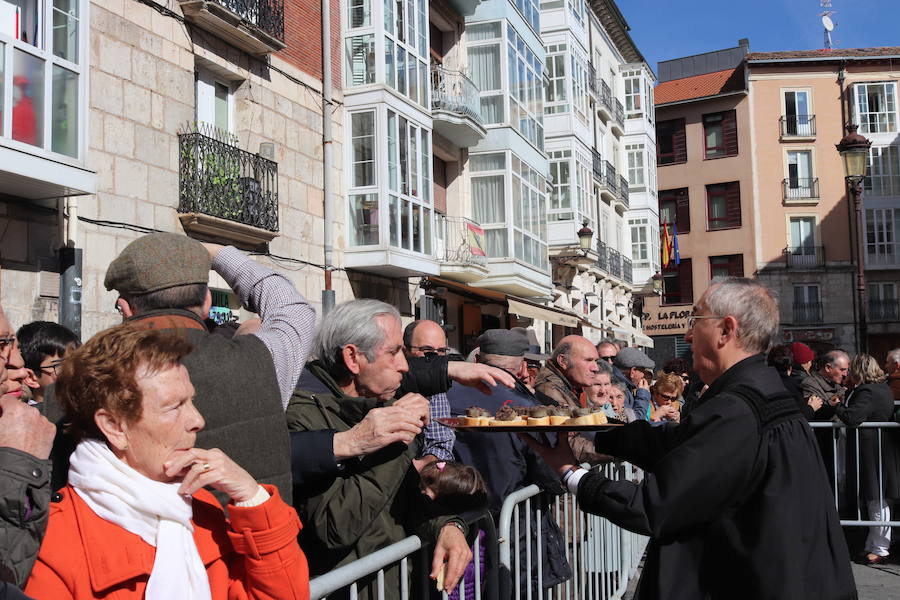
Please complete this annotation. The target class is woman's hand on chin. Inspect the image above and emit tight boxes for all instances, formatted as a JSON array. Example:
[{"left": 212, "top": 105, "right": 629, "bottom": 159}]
[{"left": 164, "top": 448, "right": 260, "bottom": 503}]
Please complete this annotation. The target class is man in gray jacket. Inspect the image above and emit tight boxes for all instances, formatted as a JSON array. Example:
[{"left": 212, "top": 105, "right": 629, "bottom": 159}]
[{"left": 0, "top": 304, "right": 56, "bottom": 589}]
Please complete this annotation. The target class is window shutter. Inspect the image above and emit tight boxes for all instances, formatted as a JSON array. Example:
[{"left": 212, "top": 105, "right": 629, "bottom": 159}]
[
  {"left": 725, "top": 182, "right": 741, "bottom": 227},
  {"left": 729, "top": 254, "right": 744, "bottom": 277},
  {"left": 679, "top": 259, "right": 693, "bottom": 304},
  {"left": 676, "top": 188, "right": 691, "bottom": 232},
  {"left": 722, "top": 110, "right": 738, "bottom": 156},
  {"left": 673, "top": 119, "right": 687, "bottom": 163}
]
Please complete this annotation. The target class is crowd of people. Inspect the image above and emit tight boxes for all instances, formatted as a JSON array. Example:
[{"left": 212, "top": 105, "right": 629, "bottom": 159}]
[{"left": 0, "top": 233, "right": 885, "bottom": 599}]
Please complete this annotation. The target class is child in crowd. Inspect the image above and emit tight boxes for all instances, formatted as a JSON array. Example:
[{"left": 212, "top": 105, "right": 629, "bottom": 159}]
[
  {"left": 17, "top": 321, "right": 80, "bottom": 406},
  {"left": 419, "top": 460, "right": 488, "bottom": 513}
]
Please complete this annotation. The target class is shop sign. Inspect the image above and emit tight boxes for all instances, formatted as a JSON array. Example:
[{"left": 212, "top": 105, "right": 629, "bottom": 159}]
[{"left": 641, "top": 308, "right": 691, "bottom": 334}]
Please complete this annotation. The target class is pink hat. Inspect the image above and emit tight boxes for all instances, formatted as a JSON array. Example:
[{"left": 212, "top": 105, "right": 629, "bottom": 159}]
[{"left": 790, "top": 342, "right": 815, "bottom": 364}]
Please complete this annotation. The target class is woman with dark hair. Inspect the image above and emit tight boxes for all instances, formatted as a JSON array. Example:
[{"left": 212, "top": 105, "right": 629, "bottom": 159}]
[
  {"left": 830, "top": 353, "right": 900, "bottom": 565},
  {"left": 25, "top": 325, "right": 308, "bottom": 599}
]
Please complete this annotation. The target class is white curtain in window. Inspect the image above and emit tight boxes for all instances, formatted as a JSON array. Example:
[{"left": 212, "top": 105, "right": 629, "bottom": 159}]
[{"left": 473, "top": 175, "right": 505, "bottom": 224}]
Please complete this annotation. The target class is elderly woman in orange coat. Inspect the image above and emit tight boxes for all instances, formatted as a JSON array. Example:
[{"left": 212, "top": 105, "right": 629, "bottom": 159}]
[{"left": 25, "top": 325, "right": 309, "bottom": 599}]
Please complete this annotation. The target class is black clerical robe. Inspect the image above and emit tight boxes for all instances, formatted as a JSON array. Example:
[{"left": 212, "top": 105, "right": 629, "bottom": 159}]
[{"left": 578, "top": 354, "right": 856, "bottom": 600}]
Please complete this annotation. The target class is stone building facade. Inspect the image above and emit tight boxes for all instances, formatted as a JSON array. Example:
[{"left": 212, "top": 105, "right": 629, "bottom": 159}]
[{"left": 0, "top": 0, "right": 345, "bottom": 339}]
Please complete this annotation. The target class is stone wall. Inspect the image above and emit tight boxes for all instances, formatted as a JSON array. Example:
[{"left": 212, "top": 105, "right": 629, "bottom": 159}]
[{"left": 0, "top": 0, "right": 350, "bottom": 340}]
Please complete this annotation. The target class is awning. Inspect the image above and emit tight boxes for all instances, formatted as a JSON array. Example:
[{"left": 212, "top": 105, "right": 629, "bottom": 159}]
[
  {"left": 633, "top": 332, "right": 655, "bottom": 348},
  {"left": 611, "top": 326, "right": 632, "bottom": 341},
  {"left": 507, "top": 297, "right": 582, "bottom": 328}
]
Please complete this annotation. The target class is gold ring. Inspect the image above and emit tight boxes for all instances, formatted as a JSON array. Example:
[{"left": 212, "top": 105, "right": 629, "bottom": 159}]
[{"left": 201, "top": 462, "right": 211, "bottom": 473}]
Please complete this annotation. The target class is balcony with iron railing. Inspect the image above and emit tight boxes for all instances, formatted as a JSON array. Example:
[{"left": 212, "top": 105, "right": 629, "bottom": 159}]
[
  {"left": 784, "top": 245, "right": 825, "bottom": 268},
  {"left": 618, "top": 175, "right": 630, "bottom": 208},
  {"left": 435, "top": 215, "right": 488, "bottom": 282},
  {"left": 588, "top": 65, "right": 598, "bottom": 96},
  {"left": 782, "top": 178, "right": 819, "bottom": 203},
  {"left": 611, "top": 99, "right": 625, "bottom": 135},
  {"left": 598, "top": 80, "right": 613, "bottom": 121},
  {"left": 431, "top": 66, "right": 487, "bottom": 148},
  {"left": 609, "top": 247, "right": 623, "bottom": 278},
  {"left": 592, "top": 149, "right": 604, "bottom": 181},
  {"left": 597, "top": 240, "right": 610, "bottom": 272},
  {"left": 622, "top": 256, "right": 633, "bottom": 285},
  {"left": 793, "top": 302, "right": 824, "bottom": 324},
  {"left": 177, "top": 124, "right": 279, "bottom": 247},
  {"left": 179, "top": 0, "right": 286, "bottom": 55},
  {"left": 867, "top": 244, "right": 900, "bottom": 268},
  {"left": 869, "top": 299, "right": 899, "bottom": 321},
  {"left": 779, "top": 115, "right": 816, "bottom": 138},
  {"left": 599, "top": 160, "right": 616, "bottom": 202}
]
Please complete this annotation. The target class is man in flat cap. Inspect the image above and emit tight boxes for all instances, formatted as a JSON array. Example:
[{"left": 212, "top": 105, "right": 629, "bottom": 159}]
[
  {"left": 49, "top": 234, "right": 315, "bottom": 502},
  {"left": 613, "top": 347, "right": 655, "bottom": 421},
  {"left": 447, "top": 329, "right": 571, "bottom": 594}
]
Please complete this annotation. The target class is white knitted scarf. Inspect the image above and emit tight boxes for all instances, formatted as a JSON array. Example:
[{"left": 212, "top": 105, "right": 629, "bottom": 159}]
[{"left": 68, "top": 439, "right": 212, "bottom": 600}]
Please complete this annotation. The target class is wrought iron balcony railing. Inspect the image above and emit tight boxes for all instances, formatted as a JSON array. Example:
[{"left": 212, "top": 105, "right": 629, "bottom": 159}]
[
  {"left": 618, "top": 175, "right": 629, "bottom": 207},
  {"left": 609, "top": 247, "right": 622, "bottom": 278},
  {"left": 783, "top": 178, "right": 819, "bottom": 201},
  {"left": 592, "top": 149, "right": 604, "bottom": 181},
  {"left": 599, "top": 80, "right": 613, "bottom": 114},
  {"left": 622, "top": 256, "right": 633, "bottom": 284},
  {"left": 597, "top": 240, "right": 610, "bottom": 272},
  {"left": 784, "top": 246, "right": 825, "bottom": 268},
  {"left": 178, "top": 124, "right": 279, "bottom": 232},
  {"left": 588, "top": 65, "right": 598, "bottom": 95},
  {"left": 614, "top": 99, "right": 625, "bottom": 127},
  {"left": 604, "top": 161, "right": 617, "bottom": 192},
  {"left": 793, "top": 301, "right": 824, "bottom": 324},
  {"left": 436, "top": 215, "right": 487, "bottom": 266},
  {"left": 869, "top": 299, "right": 899, "bottom": 321},
  {"left": 431, "top": 66, "right": 484, "bottom": 125},
  {"left": 780, "top": 115, "right": 816, "bottom": 137},
  {"left": 180, "top": 0, "right": 285, "bottom": 45}
]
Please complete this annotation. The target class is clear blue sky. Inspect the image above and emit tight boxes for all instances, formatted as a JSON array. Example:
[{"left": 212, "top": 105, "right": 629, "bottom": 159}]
[{"left": 618, "top": 0, "right": 900, "bottom": 75}]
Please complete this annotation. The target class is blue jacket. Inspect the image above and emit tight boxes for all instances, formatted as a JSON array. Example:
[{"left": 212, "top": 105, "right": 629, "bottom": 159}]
[{"left": 612, "top": 366, "right": 650, "bottom": 421}]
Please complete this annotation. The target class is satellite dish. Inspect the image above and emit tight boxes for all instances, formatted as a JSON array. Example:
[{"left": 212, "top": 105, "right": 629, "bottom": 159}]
[{"left": 822, "top": 15, "right": 835, "bottom": 31}]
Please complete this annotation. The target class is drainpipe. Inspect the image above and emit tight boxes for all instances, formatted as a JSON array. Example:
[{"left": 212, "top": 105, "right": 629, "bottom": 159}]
[
  {"left": 321, "top": 0, "right": 335, "bottom": 317},
  {"left": 58, "top": 197, "right": 82, "bottom": 339}
]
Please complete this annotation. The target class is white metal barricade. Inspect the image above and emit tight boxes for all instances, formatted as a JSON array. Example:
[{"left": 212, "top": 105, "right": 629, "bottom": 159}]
[
  {"left": 496, "top": 461, "right": 647, "bottom": 600},
  {"left": 809, "top": 421, "right": 900, "bottom": 526}
]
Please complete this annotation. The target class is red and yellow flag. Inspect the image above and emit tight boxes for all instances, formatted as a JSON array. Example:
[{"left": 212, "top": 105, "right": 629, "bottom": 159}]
[{"left": 661, "top": 222, "right": 672, "bottom": 269}]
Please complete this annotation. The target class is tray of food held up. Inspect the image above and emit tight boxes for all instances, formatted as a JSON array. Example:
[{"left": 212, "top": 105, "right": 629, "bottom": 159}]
[{"left": 438, "top": 405, "right": 625, "bottom": 432}]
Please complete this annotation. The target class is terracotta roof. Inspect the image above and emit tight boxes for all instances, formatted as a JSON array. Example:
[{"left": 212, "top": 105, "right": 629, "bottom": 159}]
[
  {"left": 655, "top": 68, "right": 745, "bottom": 106},
  {"left": 747, "top": 47, "right": 900, "bottom": 61}
]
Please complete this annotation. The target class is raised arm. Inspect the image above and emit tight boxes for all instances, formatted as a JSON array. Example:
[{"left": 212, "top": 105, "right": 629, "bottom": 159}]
[{"left": 207, "top": 245, "right": 316, "bottom": 408}]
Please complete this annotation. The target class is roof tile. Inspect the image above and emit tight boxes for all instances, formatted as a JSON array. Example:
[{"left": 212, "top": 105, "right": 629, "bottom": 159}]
[
  {"left": 655, "top": 68, "right": 744, "bottom": 106},
  {"left": 746, "top": 47, "right": 900, "bottom": 61}
]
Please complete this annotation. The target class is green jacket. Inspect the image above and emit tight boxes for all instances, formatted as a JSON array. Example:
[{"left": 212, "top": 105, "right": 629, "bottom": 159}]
[
  {"left": 0, "top": 447, "right": 51, "bottom": 586},
  {"left": 287, "top": 361, "right": 464, "bottom": 598}
]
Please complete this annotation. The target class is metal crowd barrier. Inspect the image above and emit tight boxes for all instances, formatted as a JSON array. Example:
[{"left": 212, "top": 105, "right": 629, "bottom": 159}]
[
  {"left": 309, "top": 463, "right": 647, "bottom": 600},
  {"left": 809, "top": 421, "right": 900, "bottom": 527},
  {"left": 497, "top": 461, "right": 647, "bottom": 600}
]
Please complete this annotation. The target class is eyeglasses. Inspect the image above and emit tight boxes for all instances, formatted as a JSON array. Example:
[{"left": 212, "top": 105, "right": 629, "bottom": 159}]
[
  {"left": 0, "top": 335, "right": 16, "bottom": 359},
  {"left": 686, "top": 314, "right": 726, "bottom": 330},
  {"left": 656, "top": 392, "right": 678, "bottom": 402},
  {"left": 598, "top": 356, "right": 615, "bottom": 363},
  {"left": 409, "top": 345, "right": 449, "bottom": 359},
  {"left": 39, "top": 359, "right": 66, "bottom": 376}
]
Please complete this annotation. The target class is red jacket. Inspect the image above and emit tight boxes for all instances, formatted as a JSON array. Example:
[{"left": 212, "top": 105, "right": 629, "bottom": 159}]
[{"left": 25, "top": 484, "right": 309, "bottom": 600}]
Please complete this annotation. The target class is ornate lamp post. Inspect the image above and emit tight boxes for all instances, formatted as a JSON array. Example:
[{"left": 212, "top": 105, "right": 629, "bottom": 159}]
[
  {"left": 577, "top": 219, "right": 594, "bottom": 256},
  {"left": 836, "top": 124, "right": 872, "bottom": 354}
]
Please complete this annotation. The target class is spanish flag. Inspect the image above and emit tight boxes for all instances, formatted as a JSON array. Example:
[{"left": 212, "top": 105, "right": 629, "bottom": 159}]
[{"left": 661, "top": 222, "right": 672, "bottom": 269}]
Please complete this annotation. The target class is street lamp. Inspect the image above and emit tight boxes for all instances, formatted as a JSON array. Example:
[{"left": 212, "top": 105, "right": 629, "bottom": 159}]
[
  {"left": 577, "top": 219, "right": 594, "bottom": 255},
  {"left": 836, "top": 124, "right": 872, "bottom": 354}
]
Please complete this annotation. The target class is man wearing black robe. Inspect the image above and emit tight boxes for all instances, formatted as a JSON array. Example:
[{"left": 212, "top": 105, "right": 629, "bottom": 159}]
[{"left": 523, "top": 277, "right": 856, "bottom": 600}]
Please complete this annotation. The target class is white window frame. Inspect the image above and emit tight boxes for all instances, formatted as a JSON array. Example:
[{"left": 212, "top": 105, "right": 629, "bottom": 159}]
[
  {"left": 866, "top": 145, "right": 900, "bottom": 197},
  {"left": 629, "top": 216, "right": 649, "bottom": 266},
  {"left": 0, "top": 0, "right": 89, "bottom": 163},
  {"left": 853, "top": 82, "right": 898, "bottom": 135},
  {"left": 623, "top": 69, "right": 642, "bottom": 118},
  {"left": 866, "top": 207, "right": 900, "bottom": 267},
  {"left": 544, "top": 42, "right": 567, "bottom": 115},
  {"left": 781, "top": 87, "right": 814, "bottom": 136},
  {"left": 626, "top": 142, "right": 644, "bottom": 188},
  {"left": 195, "top": 69, "right": 235, "bottom": 133}
]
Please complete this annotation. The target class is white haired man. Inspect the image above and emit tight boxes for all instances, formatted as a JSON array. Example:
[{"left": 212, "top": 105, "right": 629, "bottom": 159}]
[
  {"left": 287, "top": 299, "right": 515, "bottom": 598},
  {"left": 523, "top": 278, "right": 855, "bottom": 600},
  {"left": 885, "top": 348, "right": 900, "bottom": 401}
]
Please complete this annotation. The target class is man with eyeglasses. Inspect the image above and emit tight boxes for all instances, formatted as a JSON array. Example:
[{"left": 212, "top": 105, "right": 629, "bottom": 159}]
[
  {"left": 523, "top": 277, "right": 855, "bottom": 599},
  {"left": 0, "top": 305, "right": 57, "bottom": 592},
  {"left": 403, "top": 320, "right": 455, "bottom": 463}
]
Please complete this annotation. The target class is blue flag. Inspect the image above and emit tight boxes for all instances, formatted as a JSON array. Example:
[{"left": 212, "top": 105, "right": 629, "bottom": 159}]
[{"left": 673, "top": 223, "right": 681, "bottom": 265}]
